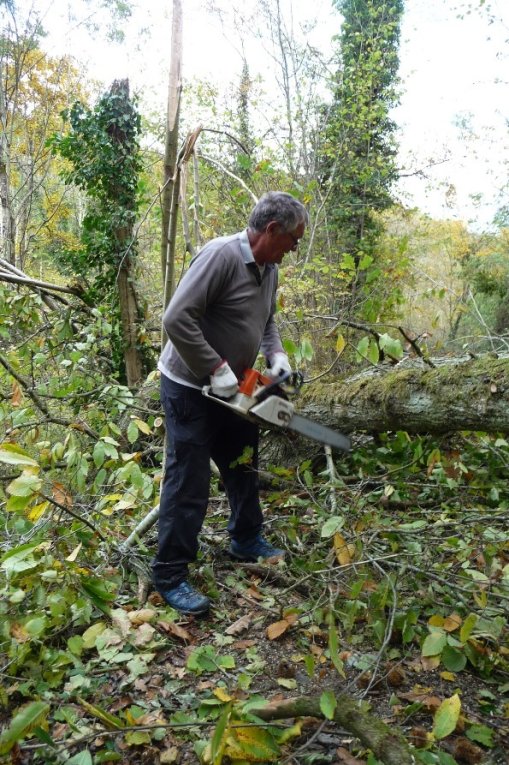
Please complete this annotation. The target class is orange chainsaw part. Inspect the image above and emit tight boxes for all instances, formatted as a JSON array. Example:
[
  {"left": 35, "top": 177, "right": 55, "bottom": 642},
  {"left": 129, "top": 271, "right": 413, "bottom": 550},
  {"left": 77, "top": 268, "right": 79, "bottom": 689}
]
[{"left": 238, "top": 368, "right": 271, "bottom": 397}]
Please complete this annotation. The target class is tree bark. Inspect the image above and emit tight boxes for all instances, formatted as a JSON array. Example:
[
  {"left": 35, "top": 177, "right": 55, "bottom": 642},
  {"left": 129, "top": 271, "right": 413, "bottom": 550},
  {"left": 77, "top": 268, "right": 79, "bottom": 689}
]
[
  {"left": 160, "top": 0, "right": 183, "bottom": 321},
  {"left": 108, "top": 78, "right": 145, "bottom": 388},
  {"left": 254, "top": 692, "right": 414, "bottom": 765},
  {"left": 296, "top": 355, "right": 509, "bottom": 436}
]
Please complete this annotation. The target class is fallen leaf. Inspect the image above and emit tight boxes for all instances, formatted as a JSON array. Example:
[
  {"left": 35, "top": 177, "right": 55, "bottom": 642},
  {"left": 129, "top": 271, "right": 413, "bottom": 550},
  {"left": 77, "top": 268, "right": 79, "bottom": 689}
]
[
  {"left": 245, "top": 586, "right": 264, "bottom": 600},
  {"left": 277, "top": 678, "right": 297, "bottom": 689},
  {"left": 133, "top": 623, "right": 156, "bottom": 646},
  {"left": 336, "top": 746, "right": 366, "bottom": 765},
  {"left": 443, "top": 613, "right": 462, "bottom": 632},
  {"left": 225, "top": 614, "right": 251, "bottom": 635},
  {"left": 334, "top": 532, "right": 352, "bottom": 565},
  {"left": 128, "top": 609, "right": 156, "bottom": 625},
  {"left": 213, "top": 687, "right": 233, "bottom": 702},
  {"left": 111, "top": 609, "right": 132, "bottom": 638},
  {"left": 160, "top": 747, "right": 180, "bottom": 764},
  {"left": 420, "top": 655, "right": 441, "bottom": 671},
  {"left": 267, "top": 619, "right": 290, "bottom": 640},
  {"left": 433, "top": 694, "right": 461, "bottom": 739},
  {"left": 232, "top": 639, "right": 256, "bottom": 649},
  {"left": 157, "top": 620, "right": 191, "bottom": 642}
]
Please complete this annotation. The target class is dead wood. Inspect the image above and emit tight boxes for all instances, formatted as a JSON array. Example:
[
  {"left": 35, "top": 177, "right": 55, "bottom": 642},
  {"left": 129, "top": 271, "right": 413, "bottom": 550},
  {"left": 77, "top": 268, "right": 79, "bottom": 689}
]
[{"left": 254, "top": 692, "right": 414, "bottom": 765}]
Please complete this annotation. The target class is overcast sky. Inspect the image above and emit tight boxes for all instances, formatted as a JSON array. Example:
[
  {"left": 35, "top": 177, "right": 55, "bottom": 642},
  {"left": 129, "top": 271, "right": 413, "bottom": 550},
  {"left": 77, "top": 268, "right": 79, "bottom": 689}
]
[{"left": 17, "top": 0, "right": 509, "bottom": 230}]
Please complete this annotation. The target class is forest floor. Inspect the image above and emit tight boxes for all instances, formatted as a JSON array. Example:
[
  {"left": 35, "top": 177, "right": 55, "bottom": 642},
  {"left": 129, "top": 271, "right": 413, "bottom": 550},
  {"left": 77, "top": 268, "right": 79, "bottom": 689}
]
[{"left": 3, "top": 432, "right": 509, "bottom": 765}]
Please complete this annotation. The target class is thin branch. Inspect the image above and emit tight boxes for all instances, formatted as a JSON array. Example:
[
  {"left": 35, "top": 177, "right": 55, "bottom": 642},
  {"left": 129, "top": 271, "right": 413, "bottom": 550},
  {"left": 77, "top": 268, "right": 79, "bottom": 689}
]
[
  {"left": 198, "top": 152, "right": 258, "bottom": 204},
  {"left": 0, "top": 353, "right": 99, "bottom": 440}
]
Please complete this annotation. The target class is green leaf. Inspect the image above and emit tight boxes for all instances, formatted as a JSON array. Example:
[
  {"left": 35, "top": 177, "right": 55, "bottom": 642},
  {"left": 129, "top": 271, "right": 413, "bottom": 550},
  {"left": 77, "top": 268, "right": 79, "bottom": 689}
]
[
  {"left": 367, "top": 340, "right": 380, "bottom": 365},
  {"left": 441, "top": 645, "right": 467, "bottom": 672},
  {"left": 0, "top": 445, "right": 39, "bottom": 467},
  {"left": 356, "top": 336, "right": 370, "bottom": 361},
  {"left": 459, "top": 613, "right": 478, "bottom": 643},
  {"left": 466, "top": 723, "right": 494, "bottom": 747},
  {"left": 125, "top": 731, "right": 151, "bottom": 746},
  {"left": 127, "top": 420, "right": 139, "bottom": 444},
  {"left": 0, "top": 702, "right": 50, "bottom": 754},
  {"left": 328, "top": 621, "right": 345, "bottom": 678},
  {"left": 0, "top": 543, "right": 39, "bottom": 573},
  {"left": 432, "top": 694, "right": 461, "bottom": 740},
  {"left": 65, "top": 750, "right": 93, "bottom": 765},
  {"left": 210, "top": 701, "right": 231, "bottom": 765},
  {"left": 319, "top": 691, "right": 337, "bottom": 720},
  {"left": 378, "top": 333, "right": 404, "bottom": 360},
  {"left": 6, "top": 472, "right": 42, "bottom": 497},
  {"left": 422, "top": 630, "right": 447, "bottom": 657},
  {"left": 93, "top": 441, "right": 106, "bottom": 467},
  {"left": 321, "top": 516, "right": 345, "bottom": 538},
  {"left": 301, "top": 338, "right": 314, "bottom": 361}
]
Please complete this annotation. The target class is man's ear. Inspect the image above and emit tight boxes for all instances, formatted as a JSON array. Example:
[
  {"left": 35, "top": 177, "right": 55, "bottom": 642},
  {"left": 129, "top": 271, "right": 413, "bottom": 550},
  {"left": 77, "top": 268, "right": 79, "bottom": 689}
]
[{"left": 265, "top": 220, "right": 281, "bottom": 237}]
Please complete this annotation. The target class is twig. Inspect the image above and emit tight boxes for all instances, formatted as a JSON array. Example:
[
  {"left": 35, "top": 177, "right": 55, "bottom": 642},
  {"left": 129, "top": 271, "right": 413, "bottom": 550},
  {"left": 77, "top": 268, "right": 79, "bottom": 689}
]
[
  {"left": 40, "top": 493, "right": 107, "bottom": 542},
  {"left": 0, "top": 353, "right": 99, "bottom": 440}
]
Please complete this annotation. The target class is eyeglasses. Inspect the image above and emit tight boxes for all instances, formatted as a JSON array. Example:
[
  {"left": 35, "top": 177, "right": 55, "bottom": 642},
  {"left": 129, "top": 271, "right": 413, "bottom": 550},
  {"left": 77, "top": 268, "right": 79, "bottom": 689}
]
[{"left": 287, "top": 231, "right": 300, "bottom": 251}]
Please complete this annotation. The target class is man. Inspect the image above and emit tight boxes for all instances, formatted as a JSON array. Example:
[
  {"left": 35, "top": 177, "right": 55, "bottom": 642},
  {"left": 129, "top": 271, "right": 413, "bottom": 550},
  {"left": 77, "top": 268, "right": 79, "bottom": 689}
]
[{"left": 153, "top": 191, "right": 309, "bottom": 615}]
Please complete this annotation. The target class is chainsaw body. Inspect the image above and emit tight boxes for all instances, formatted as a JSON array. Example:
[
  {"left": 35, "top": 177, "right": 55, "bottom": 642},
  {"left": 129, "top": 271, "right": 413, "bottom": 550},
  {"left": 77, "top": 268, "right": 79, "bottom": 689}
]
[{"left": 202, "top": 368, "right": 350, "bottom": 452}]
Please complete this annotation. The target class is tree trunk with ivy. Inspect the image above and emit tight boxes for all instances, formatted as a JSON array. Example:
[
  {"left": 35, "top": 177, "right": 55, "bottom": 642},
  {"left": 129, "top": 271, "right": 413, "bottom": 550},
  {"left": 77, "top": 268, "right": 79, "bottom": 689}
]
[
  {"left": 52, "top": 78, "right": 151, "bottom": 387},
  {"left": 107, "top": 80, "right": 145, "bottom": 387},
  {"left": 319, "top": 0, "right": 403, "bottom": 318}
]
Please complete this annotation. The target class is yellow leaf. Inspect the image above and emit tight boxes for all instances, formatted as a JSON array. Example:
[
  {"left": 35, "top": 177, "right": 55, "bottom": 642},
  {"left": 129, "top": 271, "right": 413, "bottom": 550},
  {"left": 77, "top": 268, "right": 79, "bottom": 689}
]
[
  {"left": 336, "top": 333, "right": 346, "bottom": 355},
  {"left": 277, "top": 678, "right": 297, "bottom": 689},
  {"left": 432, "top": 694, "right": 461, "bottom": 740},
  {"left": 66, "top": 542, "right": 82, "bottom": 562},
  {"left": 443, "top": 613, "right": 462, "bottom": 632},
  {"left": 333, "top": 532, "right": 352, "bottom": 565},
  {"left": 213, "top": 687, "right": 233, "bottom": 702},
  {"left": 428, "top": 615, "right": 445, "bottom": 628},
  {"left": 278, "top": 719, "right": 303, "bottom": 744},
  {"left": 133, "top": 418, "right": 152, "bottom": 435},
  {"left": 266, "top": 619, "right": 290, "bottom": 640},
  {"left": 27, "top": 501, "right": 49, "bottom": 522},
  {"left": 440, "top": 671, "right": 456, "bottom": 682},
  {"left": 77, "top": 696, "right": 124, "bottom": 729},
  {"left": 225, "top": 723, "right": 280, "bottom": 762}
]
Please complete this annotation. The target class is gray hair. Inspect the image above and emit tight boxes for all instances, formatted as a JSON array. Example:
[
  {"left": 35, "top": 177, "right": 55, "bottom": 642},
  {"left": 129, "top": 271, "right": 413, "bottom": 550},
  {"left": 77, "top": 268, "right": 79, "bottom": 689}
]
[{"left": 248, "top": 191, "right": 309, "bottom": 233}]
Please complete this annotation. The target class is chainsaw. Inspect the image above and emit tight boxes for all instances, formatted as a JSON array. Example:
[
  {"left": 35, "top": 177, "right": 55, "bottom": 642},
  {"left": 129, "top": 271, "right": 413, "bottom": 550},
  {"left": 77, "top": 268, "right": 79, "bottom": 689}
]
[{"left": 202, "top": 368, "right": 351, "bottom": 452}]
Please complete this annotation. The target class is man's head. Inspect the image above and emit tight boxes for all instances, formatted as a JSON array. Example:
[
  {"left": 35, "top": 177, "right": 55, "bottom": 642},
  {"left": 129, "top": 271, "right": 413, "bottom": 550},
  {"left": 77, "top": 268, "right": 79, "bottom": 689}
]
[{"left": 248, "top": 191, "right": 309, "bottom": 265}]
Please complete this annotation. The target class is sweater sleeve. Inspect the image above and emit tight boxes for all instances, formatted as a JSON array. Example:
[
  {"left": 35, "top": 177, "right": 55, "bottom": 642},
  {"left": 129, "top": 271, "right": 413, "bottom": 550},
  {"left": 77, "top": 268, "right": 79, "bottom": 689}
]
[
  {"left": 260, "top": 267, "right": 284, "bottom": 360},
  {"left": 162, "top": 247, "right": 226, "bottom": 378}
]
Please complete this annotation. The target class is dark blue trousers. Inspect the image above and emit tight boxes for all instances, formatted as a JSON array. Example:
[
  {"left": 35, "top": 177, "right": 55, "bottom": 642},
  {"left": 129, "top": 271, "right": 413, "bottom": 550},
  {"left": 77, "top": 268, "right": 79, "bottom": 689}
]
[{"left": 152, "top": 375, "right": 263, "bottom": 589}]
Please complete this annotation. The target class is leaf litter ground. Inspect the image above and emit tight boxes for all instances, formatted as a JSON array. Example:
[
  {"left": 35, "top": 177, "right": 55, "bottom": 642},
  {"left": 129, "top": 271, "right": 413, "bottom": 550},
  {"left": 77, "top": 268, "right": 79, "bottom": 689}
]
[{"left": 2, "top": 432, "right": 509, "bottom": 764}]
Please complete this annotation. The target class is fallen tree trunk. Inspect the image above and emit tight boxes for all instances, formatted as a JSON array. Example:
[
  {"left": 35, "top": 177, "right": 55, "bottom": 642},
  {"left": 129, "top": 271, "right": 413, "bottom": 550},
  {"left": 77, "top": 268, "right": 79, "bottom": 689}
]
[
  {"left": 254, "top": 692, "right": 414, "bottom": 765},
  {"left": 297, "top": 355, "right": 509, "bottom": 436}
]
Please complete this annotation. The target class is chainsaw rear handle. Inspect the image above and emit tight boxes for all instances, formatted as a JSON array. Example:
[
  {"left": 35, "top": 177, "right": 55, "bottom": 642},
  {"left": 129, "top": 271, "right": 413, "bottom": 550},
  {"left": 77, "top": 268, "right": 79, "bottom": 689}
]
[{"left": 238, "top": 368, "right": 303, "bottom": 403}]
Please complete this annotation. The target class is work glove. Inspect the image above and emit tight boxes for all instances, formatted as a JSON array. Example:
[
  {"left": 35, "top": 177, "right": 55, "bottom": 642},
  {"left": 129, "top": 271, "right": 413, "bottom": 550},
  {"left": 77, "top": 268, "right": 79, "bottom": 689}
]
[
  {"left": 210, "top": 361, "right": 239, "bottom": 399},
  {"left": 267, "top": 352, "right": 292, "bottom": 380}
]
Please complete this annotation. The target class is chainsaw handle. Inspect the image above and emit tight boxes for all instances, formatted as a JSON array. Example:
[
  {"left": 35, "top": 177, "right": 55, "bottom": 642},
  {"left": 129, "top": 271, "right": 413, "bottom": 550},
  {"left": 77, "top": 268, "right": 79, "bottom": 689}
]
[{"left": 254, "top": 370, "right": 304, "bottom": 402}]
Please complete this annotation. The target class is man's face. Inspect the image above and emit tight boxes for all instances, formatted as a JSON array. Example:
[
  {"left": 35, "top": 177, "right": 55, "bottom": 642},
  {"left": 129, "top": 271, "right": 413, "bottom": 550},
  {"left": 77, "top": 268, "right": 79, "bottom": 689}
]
[{"left": 259, "top": 221, "right": 306, "bottom": 265}]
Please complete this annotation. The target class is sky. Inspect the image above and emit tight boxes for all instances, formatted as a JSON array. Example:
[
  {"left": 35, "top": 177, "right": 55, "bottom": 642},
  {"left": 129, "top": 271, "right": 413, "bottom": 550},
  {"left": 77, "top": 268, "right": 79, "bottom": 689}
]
[{"left": 10, "top": 0, "right": 509, "bottom": 231}]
